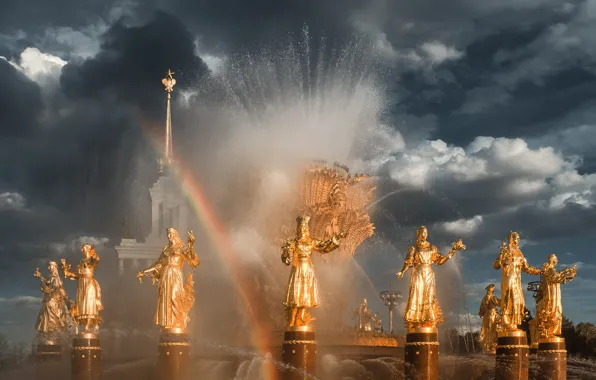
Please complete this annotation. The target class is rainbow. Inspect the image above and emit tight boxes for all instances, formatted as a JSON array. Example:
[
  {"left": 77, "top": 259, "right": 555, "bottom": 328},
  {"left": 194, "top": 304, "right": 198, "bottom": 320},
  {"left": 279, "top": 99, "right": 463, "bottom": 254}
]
[{"left": 164, "top": 157, "right": 279, "bottom": 380}]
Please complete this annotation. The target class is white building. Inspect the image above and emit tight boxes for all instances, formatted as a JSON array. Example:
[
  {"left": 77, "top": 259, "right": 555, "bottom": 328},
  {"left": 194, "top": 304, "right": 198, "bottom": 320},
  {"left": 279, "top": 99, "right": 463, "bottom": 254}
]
[{"left": 114, "top": 70, "right": 192, "bottom": 276}]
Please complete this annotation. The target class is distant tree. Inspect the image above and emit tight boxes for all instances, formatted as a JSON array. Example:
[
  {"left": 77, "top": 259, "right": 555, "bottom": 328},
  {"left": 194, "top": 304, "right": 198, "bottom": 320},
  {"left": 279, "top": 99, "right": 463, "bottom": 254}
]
[
  {"left": 561, "top": 315, "right": 580, "bottom": 354},
  {"left": 0, "top": 333, "right": 29, "bottom": 371},
  {"left": 0, "top": 333, "right": 10, "bottom": 371},
  {"left": 576, "top": 322, "right": 596, "bottom": 356},
  {"left": 576, "top": 323, "right": 596, "bottom": 342}
]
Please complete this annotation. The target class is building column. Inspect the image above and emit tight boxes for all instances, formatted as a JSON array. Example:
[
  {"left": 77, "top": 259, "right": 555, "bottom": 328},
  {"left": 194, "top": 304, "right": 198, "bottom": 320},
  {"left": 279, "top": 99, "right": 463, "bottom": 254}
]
[{"left": 119, "top": 259, "right": 124, "bottom": 277}]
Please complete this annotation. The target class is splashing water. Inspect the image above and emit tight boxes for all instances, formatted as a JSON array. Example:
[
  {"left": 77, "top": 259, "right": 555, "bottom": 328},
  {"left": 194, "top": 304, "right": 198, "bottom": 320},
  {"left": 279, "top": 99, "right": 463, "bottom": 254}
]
[{"left": 156, "top": 27, "right": 404, "bottom": 353}]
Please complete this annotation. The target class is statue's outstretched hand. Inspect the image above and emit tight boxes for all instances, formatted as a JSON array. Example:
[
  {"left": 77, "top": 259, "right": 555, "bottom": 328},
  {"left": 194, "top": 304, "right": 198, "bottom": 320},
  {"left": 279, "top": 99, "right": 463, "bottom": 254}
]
[
  {"left": 396, "top": 271, "right": 404, "bottom": 280},
  {"left": 136, "top": 271, "right": 144, "bottom": 283},
  {"left": 452, "top": 239, "right": 466, "bottom": 251},
  {"left": 188, "top": 231, "right": 195, "bottom": 247}
]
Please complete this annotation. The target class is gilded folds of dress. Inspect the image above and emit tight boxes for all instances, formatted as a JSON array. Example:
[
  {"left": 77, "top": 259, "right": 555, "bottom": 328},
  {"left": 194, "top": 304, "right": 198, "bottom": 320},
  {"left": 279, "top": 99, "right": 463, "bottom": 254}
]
[
  {"left": 283, "top": 237, "right": 340, "bottom": 309},
  {"left": 536, "top": 267, "right": 565, "bottom": 337},
  {"left": 143, "top": 242, "right": 199, "bottom": 329},
  {"left": 478, "top": 295, "right": 500, "bottom": 351},
  {"left": 35, "top": 274, "right": 69, "bottom": 333},
  {"left": 493, "top": 247, "right": 540, "bottom": 328},
  {"left": 402, "top": 245, "right": 450, "bottom": 327},
  {"left": 67, "top": 256, "right": 102, "bottom": 324}
]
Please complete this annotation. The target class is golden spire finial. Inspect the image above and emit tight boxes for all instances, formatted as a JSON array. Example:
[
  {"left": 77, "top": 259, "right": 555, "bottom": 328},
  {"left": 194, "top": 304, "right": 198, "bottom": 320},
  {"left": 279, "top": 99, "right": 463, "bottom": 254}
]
[
  {"left": 162, "top": 69, "right": 176, "bottom": 93},
  {"left": 160, "top": 69, "right": 175, "bottom": 171}
]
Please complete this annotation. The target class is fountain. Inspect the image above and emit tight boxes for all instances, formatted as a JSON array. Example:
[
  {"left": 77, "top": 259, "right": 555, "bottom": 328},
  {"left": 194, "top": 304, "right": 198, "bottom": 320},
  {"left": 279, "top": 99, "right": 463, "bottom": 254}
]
[{"left": 6, "top": 30, "right": 593, "bottom": 380}]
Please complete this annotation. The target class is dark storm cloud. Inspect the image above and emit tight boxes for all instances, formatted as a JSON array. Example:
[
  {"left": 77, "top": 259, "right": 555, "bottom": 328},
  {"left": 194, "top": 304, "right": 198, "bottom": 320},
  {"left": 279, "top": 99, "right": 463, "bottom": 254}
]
[
  {"left": 430, "top": 68, "right": 596, "bottom": 146},
  {"left": 0, "top": 60, "right": 43, "bottom": 137},
  {"left": 60, "top": 11, "right": 208, "bottom": 118},
  {"left": 165, "top": 0, "right": 364, "bottom": 53},
  {"left": 0, "top": 0, "right": 121, "bottom": 34},
  {"left": 0, "top": 11, "right": 209, "bottom": 265}
]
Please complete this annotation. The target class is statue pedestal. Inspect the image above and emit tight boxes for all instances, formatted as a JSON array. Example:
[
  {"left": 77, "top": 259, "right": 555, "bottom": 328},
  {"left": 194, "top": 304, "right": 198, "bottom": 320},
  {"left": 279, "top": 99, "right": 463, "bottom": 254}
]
[
  {"left": 71, "top": 333, "right": 102, "bottom": 380},
  {"left": 537, "top": 337, "right": 566, "bottom": 380},
  {"left": 281, "top": 326, "right": 316, "bottom": 380},
  {"left": 530, "top": 342, "right": 538, "bottom": 355},
  {"left": 495, "top": 330, "right": 528, "bottom": 380},
  {"left": 404, "top": 327, "right": 438, "bottom": 380},
  {"left": 36, "top": 342, "right": 62, "bottom": 363},
  {"left": 158, "top": 328, "right": 190, "bottom": 380}
]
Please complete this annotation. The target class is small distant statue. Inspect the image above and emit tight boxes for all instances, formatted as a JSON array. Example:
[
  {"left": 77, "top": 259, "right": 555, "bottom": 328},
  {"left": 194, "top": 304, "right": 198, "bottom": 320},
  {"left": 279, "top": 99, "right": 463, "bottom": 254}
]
[
  {"left": 536, "top": 254, "right": 577, "bottom": 339},
  {"left": 478, "top": 284, "right": 500, "bottom": 353},
  {"left": 137, "top": 228, "right": 199, "bottom": 330},
  {"left": 397, "top": 226, "right": 466, "bottom": 329},
  {"left": 61, "top": 244, "right": 103, "bottom": 333},
  {"left": 371, "top": 312, "right": 383, "bottom": 334},
  {"left": 493, "top": 233, "right": 542, "bottom": 331},
  {"left": 353, "top": 297, "right": 374, "bottom": 332},
  {"left": 281, "top": 215, "right": 346, "bottom": 328},
  {"left": 33, "top": 261, "right": 71, "bottom": 343}
]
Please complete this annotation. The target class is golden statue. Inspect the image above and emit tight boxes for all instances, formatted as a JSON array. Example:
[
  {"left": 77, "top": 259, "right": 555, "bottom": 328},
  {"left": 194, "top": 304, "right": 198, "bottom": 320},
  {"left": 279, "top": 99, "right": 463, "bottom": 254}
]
[
  {"left": 353, "top": 297, "right": 374, "bottom": 332},
  {"left": 281, "top": 215, "right": 345, "bottom": 327},
  {"left": 371, "top": 312, "right": 382, "bottom": 334},
  {"left": 61, "top": 244, "right": 103, "bottom": 332},
  {"left": 34, "top": 261, "right": 71, "bottom": 342},
  {"left": 536, "top": 254, "right": 577, "bottom": 339},
  {"left": 478, "top": 284, "right": 500, "bottom": 353},
  {"left": 397, "top": 226, "right": 466, "bottom": 329},
  {"left": 493, "top": 232, "right": 542, "bottom": 331},
  {"left": 137, "top": 228, "right": 199, "bottom": 330}
]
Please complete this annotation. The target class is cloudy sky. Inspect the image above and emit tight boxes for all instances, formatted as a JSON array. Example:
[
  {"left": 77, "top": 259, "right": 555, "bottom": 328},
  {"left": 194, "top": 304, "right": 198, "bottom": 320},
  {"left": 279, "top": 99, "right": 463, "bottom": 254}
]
[{"left": 1, "top": 0, "right": 596, "bottom": 343}]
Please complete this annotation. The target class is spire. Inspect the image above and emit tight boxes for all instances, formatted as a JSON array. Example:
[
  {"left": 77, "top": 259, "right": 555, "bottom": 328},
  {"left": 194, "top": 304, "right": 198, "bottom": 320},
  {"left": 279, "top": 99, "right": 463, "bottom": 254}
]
[{"left": 160, "top": 69, "right": 176, "bottom": 172}]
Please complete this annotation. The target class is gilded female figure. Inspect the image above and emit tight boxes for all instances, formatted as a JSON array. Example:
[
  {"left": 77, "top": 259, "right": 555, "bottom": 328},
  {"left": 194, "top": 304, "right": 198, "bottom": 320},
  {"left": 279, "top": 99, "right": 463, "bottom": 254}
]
[
  {"left": 137, "top": 228, "right": 199, "bottom": 330},
  {"left": 353, "top": 297, "right": 373, "bottom": 332},
  {"left": 61, "top": 244, "right": 103, "bottom": 332},
  {"left": 478, "top": 284, "right": 500, "bottom": 353},
  {"left": 536, "top": 254, "right": 576, "bottom": 339},
  {"left": 397, "top": 226, "right": 466, "bottom": 329},
  {"left": 493, "top": 232, "right": 542, "bottom": 331},
  {"left": 34, "top": 261, "right": 70, "bottom": 341},
  {"left": 281, "top": 215, "right": 345, "bottom": 327}
]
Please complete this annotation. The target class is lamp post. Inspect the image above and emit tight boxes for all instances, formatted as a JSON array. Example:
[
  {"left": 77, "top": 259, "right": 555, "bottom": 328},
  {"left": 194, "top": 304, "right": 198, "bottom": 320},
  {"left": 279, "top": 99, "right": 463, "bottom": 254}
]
[{"left": 380, "top": 290, "right": 402, "bottom": 335}]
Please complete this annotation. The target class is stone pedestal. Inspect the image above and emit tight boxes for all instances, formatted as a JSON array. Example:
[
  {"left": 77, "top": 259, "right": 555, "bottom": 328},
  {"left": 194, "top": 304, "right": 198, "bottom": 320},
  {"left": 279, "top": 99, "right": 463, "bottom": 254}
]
[
  {"left": 36, "top": 342, "right": 62, "bottom": 363},
  {"left": 495, "top": 330, "right": 528, "bottom": 380},
  {"left": 71, "top": 333, "right": 102, "bottom": 380},
  {"left": 158, "top": 328, "right": 190, "bottom": 380},
  {"left": 281, "top": 326, "right": 316, "bottom": 380},
  {"left": 404, "top": 327, "right": 439, "bottom": 380},
  {"left": 537, "top": 337, "right": 566, "bottom": 380}
]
